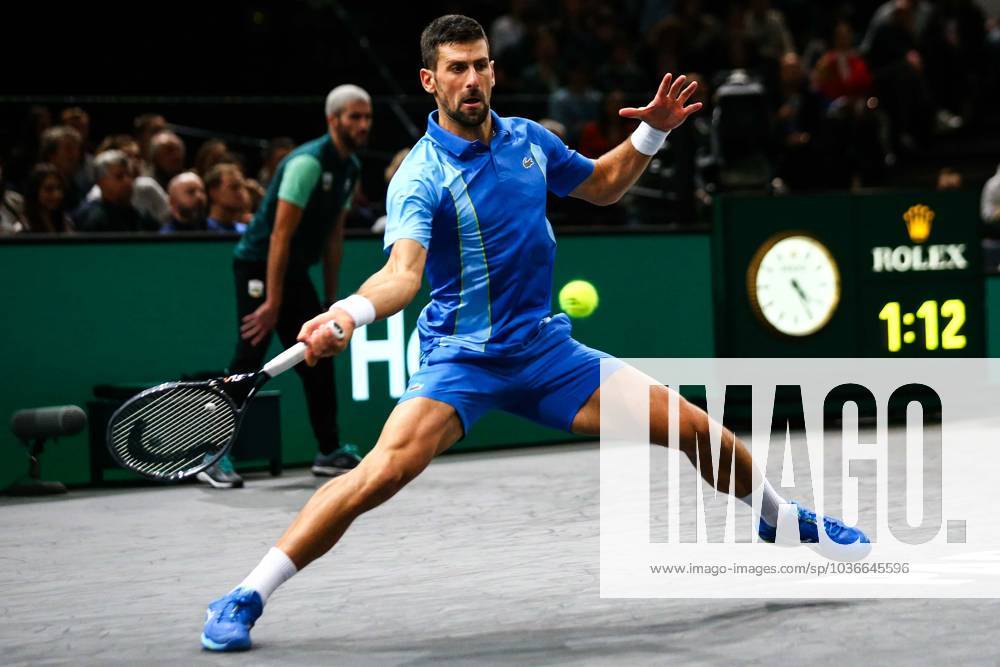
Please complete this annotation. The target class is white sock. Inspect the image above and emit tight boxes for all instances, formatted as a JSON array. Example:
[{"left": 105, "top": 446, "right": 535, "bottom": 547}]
[
  {"left": 236, "top": 547, "right": 298, "bottom": 604},
  {"left": 738, "top": 477, "right": 786, "bottom": 528}
]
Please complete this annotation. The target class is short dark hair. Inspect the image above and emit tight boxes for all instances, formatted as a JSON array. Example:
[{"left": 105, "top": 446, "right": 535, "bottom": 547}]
[
  {"left": 39, "top": 126, "right": 81, "bottom": 160},
  {"left": 420, "top": 14, "right": 488, "bottom": 69},
  {"left": 204, "top": 163, "right": 243, "bottom": 193}
]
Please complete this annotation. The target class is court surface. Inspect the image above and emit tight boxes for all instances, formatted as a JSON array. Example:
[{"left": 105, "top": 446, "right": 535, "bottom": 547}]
[{"left": 2, "top": 440, "right": 998, "bottom": 666}]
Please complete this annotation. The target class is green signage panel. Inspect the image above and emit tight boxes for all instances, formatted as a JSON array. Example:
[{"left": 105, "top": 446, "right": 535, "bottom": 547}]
[{"left": 0, "top": 232, "right": 713, "bottom": 488}]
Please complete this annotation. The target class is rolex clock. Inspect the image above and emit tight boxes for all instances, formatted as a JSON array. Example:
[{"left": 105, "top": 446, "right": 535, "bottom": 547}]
[{"left": 746, "top": 233, "right": 841, "bottom": 337}]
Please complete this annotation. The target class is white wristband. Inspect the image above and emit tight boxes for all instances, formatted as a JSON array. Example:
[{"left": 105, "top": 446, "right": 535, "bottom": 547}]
[
  {"left": 630, "top": 122, "right": 669, "bottom": 156},
  {"left": 329, "top": 294, "right": 376, "bottom": 327}
]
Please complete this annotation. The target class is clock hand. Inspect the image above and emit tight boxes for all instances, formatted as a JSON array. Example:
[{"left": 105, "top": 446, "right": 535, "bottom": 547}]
[{"left": 790, "top": 278, "right": 812, "bottom": 318}]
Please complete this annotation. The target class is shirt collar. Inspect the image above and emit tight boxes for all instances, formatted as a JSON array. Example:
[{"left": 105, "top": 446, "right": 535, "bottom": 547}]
[{"left": 426, "top": 109, "right": 511, "bottom": 158}]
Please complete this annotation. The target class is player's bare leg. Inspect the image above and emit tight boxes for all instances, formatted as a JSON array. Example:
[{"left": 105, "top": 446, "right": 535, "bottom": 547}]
[
  {"left": 571, "top": 366, "right": 870, "bottom": 559},
  {"left": 277, "top": 397, "right": 463, "bottom": 568},
  {"left": 570, "top": 368, "right": 757, "bottom": 498},
  {"left": 201, "top": 397, "right": 462, "bottom": 651}
]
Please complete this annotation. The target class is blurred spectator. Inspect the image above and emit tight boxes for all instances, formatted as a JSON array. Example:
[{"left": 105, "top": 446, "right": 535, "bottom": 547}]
[
  {"left": 813, "top": 20, "right": 875, "bottom": 101},
  {"left": 920, "top": 0, "right": 987, "bottom": 123},
  {"left": 60, "top": 107, "right": 96, "bottom": 195},
  {"left": 244, "top": 178, "right": 266, "bottom": 221},
  {"left": 812, "top": 20, "right": 887, "bottom": 186},
  {"left": 721, "top": 6, "right": 764, "bottom": 73},
  {"left": 258, "top": 137, "right": 295, "bottom": 187},
  {"left": 596, "top": 39, "right": 648, "bottom": 94},
  {"left": 645, "top": 18, "right": 685, "bottom": 80},
  {"left": 162, "top": 171, "right": 208, "bottom": 232},
  {"left": 520, "top": 27, "right": 562, "bottom": 94},
  {"left": 133, "top": 113, "right": 167, "bottom": 162},
  {"left": 744, "top": 0, "right": 796, "bottom": 62},
  {"left": 982, "top": 163, "right": 1000, "bottom": 222},
  {"left": 587, "top": 5, "right": 623, "bottom": 62},
  {"left": 555, "top": 0, "right": 613, "bottom": 66},
  {"left": 204, "top": 163, "right": 248, "bottom": 233},
  {"left": 87, "top": 135, "right": 171, "bottom": 224},
  {"left": 96, "top": 134, "right": 142, "bottom": 160},
  {"left": 548, "top": 61, "right": 601, "bottom": 143},
  {"left": 147, "top": 130, "right": 186, "bottom": 190},
  {"left": 0, "top": 157, "right": 28, "bottom": 233},
  {"left": 538, "top": 118, "right": 568, "bottom": 142},
  {"left": 772, "top": 53, "right": 824, "bottom": 190},
  {"left": 861, "top": 0, "right": 934, "bottom": 54},
  {"left": 863, "top": 0, "right": 941, "bottom": 149},
  {"left": 7, "top": 106, "right": 52, "bottom": 188},
  {"left": 74, "top": 150, "right": 159, "bottom": 232},
  {"left": 936, "top": 166, "right": 962, "bottom": 189},
  {"left": 490, "top": 0, "right": 530, "bottom": 62},
  {"left": 371, "top": 147, "right": 411, "bottom": 235},
  {"left": 194, "top": 139, "right": 230, "bottom": 178},
  {"left": 22, "top": 164, "right": 73, "bottom": 233},
  {"left": 672, "top": 0, "right": 726, "bottom": 75},
  {"left": 38, "top": 126, "right": 84, "bottom": 210},
  {"left": 638, "top": 0, "right": 675, "bottom": 36},
  {"left": 578, "top": 90, "right": 633, "bottom": 158}
]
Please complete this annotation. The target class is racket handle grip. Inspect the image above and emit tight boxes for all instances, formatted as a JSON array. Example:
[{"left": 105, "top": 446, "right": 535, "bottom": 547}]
[{"left": 262, "top": 321, "right": 345, "bottom": 378}]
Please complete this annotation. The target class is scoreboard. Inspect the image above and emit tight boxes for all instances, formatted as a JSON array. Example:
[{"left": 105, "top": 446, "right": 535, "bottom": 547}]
[{"left": 713, "top": 191, "right": 984, "bottom": 357}]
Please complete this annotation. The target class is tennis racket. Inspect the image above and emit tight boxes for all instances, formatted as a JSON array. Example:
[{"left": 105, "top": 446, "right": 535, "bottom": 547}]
[{"left": 106, "top": 321, "right": 344, "bottom": 481}]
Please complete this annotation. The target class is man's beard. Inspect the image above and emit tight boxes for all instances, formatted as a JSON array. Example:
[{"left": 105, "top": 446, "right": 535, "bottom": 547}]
[
  {"left": 178, "top": 203, "right": 205, "bottom": 225},
  {"left": 334, "top": 128, "right": 366, "bottom": 152},
  {"left": 443, "top": 97, "right": 490, "bottom": 128}
]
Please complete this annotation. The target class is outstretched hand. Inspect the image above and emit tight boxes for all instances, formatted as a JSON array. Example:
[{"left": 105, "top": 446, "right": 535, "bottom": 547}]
[{"left": 619, "top": 73, "right": 702, "bottom": 132}]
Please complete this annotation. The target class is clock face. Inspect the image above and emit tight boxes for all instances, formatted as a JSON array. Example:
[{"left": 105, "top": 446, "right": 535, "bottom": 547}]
[{"left": 747, "top": 234, "right": 841, "bottom": 336}]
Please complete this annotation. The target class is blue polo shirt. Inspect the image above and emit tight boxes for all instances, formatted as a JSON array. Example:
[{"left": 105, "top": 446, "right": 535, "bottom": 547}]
[{"left": 385, "top": 110, "right": 595, "bottom": 357}]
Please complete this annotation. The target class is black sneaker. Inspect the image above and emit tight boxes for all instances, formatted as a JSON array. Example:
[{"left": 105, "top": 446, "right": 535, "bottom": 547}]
[
  {"left": 197, "top": 454, "right": 244, "bottom": 489},
  {"left": 311, "top": 444, "right": 362, "bottom": 477}
]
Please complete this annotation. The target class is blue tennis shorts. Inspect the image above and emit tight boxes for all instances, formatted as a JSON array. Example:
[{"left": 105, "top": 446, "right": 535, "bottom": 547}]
[{"left": 399, "top": 314, "right": 618, "bottom": 435}]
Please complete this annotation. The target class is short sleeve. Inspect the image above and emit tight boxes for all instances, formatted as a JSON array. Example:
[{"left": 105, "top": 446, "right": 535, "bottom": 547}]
[
  {"left": 533, "top": 123, "right": 595, "bottom": 197},
  {"left": 383, "top": 172, "right": 439, "bottom": 252},
  {"left": 277, "top": 155, "right": 322, "bottom": 207}
]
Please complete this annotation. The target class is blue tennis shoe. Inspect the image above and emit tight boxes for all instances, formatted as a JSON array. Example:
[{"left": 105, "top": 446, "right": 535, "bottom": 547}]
[
  {"left": 758, "top": 501, "right": 871, "bottom": 561},
  {"left": 201, "top": 587, "right": 263, "bottom": 651}
]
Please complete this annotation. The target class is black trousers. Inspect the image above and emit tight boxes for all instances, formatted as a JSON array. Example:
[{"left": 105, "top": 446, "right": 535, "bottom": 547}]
[{"left": 229, "top": 258, "right": 339, "bottom": 455}]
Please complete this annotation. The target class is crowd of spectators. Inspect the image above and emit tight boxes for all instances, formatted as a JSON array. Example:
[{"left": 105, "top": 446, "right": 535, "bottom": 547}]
[
  {"left": 0, "top": 106, "right": 296, "bottom": 236},
  {"left": 1, "top": 0, "right": 998, "bottom": 233},
  {"left": 488, "top": 0, "right": 999, "bottom": 221}
]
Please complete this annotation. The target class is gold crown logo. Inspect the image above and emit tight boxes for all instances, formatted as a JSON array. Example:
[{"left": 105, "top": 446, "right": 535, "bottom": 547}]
[{"left": 903, "top": 204, "right": 934, "bottom": 244}]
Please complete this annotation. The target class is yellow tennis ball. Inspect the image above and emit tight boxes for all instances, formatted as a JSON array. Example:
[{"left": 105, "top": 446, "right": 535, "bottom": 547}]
[{"left": 559, "top": 280, "right": 599, "bottom": 318}]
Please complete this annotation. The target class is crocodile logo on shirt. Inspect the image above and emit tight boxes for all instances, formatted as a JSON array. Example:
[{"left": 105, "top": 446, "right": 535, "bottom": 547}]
[{"left": 522, "top": 155, "right": 534, "bottom": 169}]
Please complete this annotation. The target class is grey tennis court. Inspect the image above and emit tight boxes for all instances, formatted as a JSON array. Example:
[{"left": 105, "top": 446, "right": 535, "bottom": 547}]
[{"left": 2, "top": 439, "right": 998, "bottom": 666}]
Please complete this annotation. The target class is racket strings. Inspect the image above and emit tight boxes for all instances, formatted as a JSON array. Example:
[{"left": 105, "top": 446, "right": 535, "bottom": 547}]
[{"left": 109, "top": 386, "right": 237, "bottom": 477}]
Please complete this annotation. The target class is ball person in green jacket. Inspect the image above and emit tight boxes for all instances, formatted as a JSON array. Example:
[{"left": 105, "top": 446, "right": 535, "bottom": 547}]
[{"left": 202, "top": 85, "right": 372, "bottom": 488}]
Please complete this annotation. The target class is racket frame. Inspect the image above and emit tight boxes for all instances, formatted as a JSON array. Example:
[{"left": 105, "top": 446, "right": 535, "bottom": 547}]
[
  {"left": 104, "top": 320, "right": 343, "bottom": 482},
  {"left": 105, "top": 374, "right": 265, "bottom": 482}
]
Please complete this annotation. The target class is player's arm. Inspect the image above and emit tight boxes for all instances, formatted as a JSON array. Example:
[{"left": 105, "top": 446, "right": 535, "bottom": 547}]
[
  {"left": 298, "top": 239, "right": 426, "bottom": 365},
  {"left": 570, "top": 73, "right": 702, "bottom": 206},
  {"left": 322, "top": 208, "right": 348, "bottom": 305},
  {"left": 241, "top": 198, "right": 302, "bottom": 345},
  {"left": 355, "top": 239, "right": 426, "bottom": 318}
]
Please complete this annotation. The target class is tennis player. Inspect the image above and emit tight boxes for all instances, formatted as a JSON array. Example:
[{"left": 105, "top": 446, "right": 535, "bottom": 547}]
[{"left": 202, "top": 15, "right": 870, "bottom": 650}]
